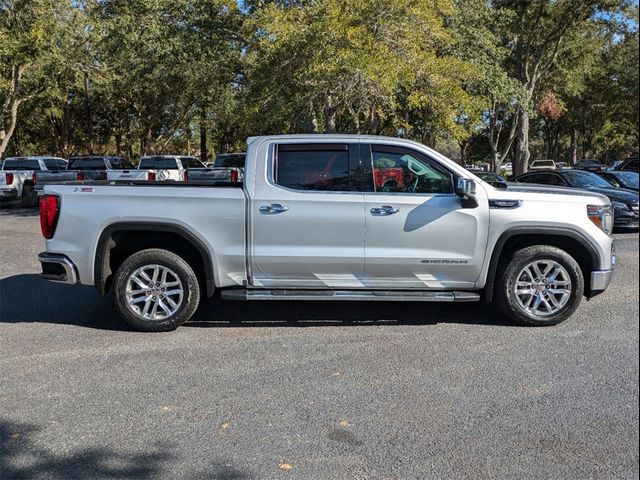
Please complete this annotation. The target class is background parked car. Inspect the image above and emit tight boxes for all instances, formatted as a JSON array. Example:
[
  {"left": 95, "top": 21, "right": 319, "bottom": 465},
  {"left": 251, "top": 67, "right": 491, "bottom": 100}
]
[
  {"left": 614, "top": 157, "right": 639, "bottom": 172},
  {"left": 473, "top": 171, "right": 508, "bottom": 188},
  {"left": 0, "top": 156, "right": 68, "bottom": 206},
  {"left": 191, "top": 152, "right": 246, "bottom": 184},
  {"left": 595, "top": 171, "right": 639, "bottom": 192},
  {"left": 511, "top": 169, "right": 639, "bottom": 229},
  {"left": 529, "top": 159, "right": 556, "bottom": 171},
  {"left": 575, "top": 159, "right": 606, "bottom": 172}
]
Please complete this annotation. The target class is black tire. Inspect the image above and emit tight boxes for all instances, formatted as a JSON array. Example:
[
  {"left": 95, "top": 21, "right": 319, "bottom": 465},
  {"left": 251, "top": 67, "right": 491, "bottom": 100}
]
[
  {"left": 113, "top": 248, "right": 201, "bottom": 332},
  {"left": 496, "top": 245, "right": 584, "bottom": 326},
  {"left": 21, "top": 184, "right": 37, "bottom": 207}
]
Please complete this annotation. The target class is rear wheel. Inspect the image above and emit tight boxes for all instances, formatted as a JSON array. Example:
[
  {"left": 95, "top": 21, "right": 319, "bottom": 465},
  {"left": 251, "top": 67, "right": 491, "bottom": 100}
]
[
  {"left": 21, "top": 184, "right": 37, "bottom": 207},
  {"left": 497, "top": 245, "right": 584, "bottom": 326},
  {"left": 113, "top": 248, "right": 200, "bottom": 331}
]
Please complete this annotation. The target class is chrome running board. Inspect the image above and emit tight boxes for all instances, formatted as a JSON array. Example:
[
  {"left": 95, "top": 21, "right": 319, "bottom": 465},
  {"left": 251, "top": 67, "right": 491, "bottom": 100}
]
[{"left": 221, "top": 289, "right": 480, "bottom": 302}]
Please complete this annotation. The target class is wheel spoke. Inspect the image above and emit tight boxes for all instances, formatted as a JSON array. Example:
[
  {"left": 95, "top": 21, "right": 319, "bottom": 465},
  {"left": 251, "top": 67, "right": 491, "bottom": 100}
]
[
  {"left": 130, "top": 275, "right": 149, "bottom": 290},
  {"left": 151, "top": 266, "right": 160, "bottom": 284},
  {"left": 158, "top": 299, "right": 172, "bottom": 316}
]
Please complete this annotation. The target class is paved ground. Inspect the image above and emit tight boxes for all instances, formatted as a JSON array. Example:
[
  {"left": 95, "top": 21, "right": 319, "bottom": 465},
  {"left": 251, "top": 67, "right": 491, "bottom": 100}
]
[{"left": 0, "top": 205, "right": 638, "bottom": 479}]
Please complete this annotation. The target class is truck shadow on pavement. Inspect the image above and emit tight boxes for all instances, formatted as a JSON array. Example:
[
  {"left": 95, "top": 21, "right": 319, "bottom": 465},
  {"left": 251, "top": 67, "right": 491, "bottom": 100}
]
[
  {"left": 0, "top": 418, "right": 250, "bottom": 480},
  {"left": 0, "top": 274, "right": 514, "bottom": 330}
]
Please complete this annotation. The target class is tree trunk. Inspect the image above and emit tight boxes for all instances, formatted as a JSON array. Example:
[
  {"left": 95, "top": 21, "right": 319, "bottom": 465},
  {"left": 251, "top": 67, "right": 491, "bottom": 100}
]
[
  {"left": 514, "top": 106, "right": 530, "bottom": 176},
  {"left": 324, "top": 96, "right": 338, "bottom": 133},
  {"left": 83, "top": 70, "right": 94, "bottom": 155},
  {"left": 569, "top": 128, "right": 577, "bottom": 165},
  {"left": 200, "top": 104, "right": 207, "bottom": 164}
]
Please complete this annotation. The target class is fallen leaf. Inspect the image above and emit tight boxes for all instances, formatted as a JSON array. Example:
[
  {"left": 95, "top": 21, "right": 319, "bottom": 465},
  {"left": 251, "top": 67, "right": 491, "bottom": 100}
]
[
  {"left": 331, "top": 372, "right": 341, "bottom": 377},
  {"left": 279, "top": 463, "right": 293, "bottom": 470},
  {"left": 338, "top": 420, "right": 350, "bottom": 427},
  {"left": 10, "top": 432, "right": 20, "bottom": 439},
  {"left": 220, "top": 421, "right": 231, "bottom": 430},
  {"left": 159, "top": 405, "right": 172, "bottom": 412}
]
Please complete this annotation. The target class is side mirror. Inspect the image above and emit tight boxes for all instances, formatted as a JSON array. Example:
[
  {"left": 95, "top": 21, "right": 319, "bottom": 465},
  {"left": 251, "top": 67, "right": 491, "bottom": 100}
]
[{"left": 455, "top": 178, "right": 476, "bottom": 197}]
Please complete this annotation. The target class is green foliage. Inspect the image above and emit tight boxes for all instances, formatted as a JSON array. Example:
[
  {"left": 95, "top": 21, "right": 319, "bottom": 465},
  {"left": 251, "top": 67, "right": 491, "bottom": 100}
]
[{"left": 0, "top": 0, "right": 637, "bottom": 162}]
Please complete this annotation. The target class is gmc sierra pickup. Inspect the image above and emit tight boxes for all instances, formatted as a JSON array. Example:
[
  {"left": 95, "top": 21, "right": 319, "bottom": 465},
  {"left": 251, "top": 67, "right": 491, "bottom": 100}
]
[
  {"left": 0, "top": 156, "right": 69, "bottom": 206},
  {"left": 38, "top": 135, "right": 615, "bottom": 331}
]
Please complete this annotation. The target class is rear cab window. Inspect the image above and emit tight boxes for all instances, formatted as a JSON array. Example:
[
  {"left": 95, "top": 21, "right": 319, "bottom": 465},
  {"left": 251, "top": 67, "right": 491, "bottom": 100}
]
[
  {"left": 139, "top": 157, "right": 179, "bottom": 170},
  {"left": 43, "top": 158, "right": 67, "bottom": 170},
  {"left": 1, "top": 158, "right": 41, "bottom": 170},
  {"left": 69, "top": 157, "right": 108, "bottom": 170}
]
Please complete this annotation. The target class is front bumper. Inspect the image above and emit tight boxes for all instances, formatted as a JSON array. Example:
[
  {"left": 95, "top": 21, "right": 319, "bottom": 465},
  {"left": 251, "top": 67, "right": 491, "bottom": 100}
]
[
  {"left": 38, "top": 252, "right": 78, "bottom": 284},
  {"left": 590, "top": 269, "right": 613, "bottom": 291}
]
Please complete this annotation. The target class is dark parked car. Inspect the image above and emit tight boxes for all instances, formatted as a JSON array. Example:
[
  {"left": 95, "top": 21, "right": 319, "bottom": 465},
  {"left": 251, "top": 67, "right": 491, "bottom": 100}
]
[
  {"left": 614, "top": 157, "right": 639, "bottom": 172},
  {"left": 474, "top": 171, "right": 508, "bottom": 188},
  {"left": 575, "top": 159, "right": 606, "bottom": 172},
  {"left": 595, "top": 171, "right": 639, "bottom": 192},
  {"left": 511, "top": 169, "right": 639, "bottom": 229}
]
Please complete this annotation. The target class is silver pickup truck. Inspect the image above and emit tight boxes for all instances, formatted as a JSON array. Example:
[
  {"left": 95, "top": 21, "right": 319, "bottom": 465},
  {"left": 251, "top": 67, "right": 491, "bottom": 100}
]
[
  {"left": 38, "top": 135, "right": 615, "bottom": 331},
  {"left": 0, "top": 156, "right": 69, "bottom": 206}
]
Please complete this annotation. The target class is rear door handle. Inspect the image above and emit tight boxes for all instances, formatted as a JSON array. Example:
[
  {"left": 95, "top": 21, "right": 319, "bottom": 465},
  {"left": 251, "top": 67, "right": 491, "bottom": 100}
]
[
  {"left": 259, "top": 203, "right": 289, "bottom": 214},
  {"left": 370, "top": 205, "right": 399, "bottom": 216}
]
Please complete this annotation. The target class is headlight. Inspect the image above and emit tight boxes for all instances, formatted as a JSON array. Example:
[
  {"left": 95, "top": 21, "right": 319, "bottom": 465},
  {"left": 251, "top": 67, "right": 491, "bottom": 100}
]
[
  {"left": 587, "top": 204, "right": 613, "bottom": 234},
  {"left": 611, "top": 200, "right": 629, "bottom": 212}
]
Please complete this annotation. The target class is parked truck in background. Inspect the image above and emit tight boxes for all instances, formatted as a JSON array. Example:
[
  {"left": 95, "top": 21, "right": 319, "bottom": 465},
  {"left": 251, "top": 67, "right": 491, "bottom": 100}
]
[
  {"left": 110, "top": 155, "right": 205, "bottom": 182},
  {"left": 0, "top": 156, "right": 68, "bottom": 206},
  {"left": 38, "top": 135, "right": 615, "bottom": 332}
]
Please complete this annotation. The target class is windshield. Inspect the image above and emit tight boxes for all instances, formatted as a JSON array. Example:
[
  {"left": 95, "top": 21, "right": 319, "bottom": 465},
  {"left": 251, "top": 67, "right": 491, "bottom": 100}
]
[
  {"left": 578, "top": 160, "right": 602, "bottom": 166},
  {"left": 612, "top": 172, "right": 639, "bottom": 189},
  {"left": 563, "top": 170, "right": 613, "bottom": 189}
]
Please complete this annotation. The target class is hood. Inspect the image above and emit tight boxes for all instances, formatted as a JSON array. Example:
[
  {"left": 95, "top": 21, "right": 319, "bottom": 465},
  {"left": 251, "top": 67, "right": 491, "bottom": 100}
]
[
  {"left": 585, "top": 186, "right": 639, "bottom": 205},
  {"left": 503, "top": 183, "right": 610, "bottom": 201}
]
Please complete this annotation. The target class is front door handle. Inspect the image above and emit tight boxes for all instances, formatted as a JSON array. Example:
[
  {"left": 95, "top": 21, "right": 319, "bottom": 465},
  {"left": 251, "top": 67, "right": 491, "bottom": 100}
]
[
  {"left": 370, "top": 205, "right": 399, "bottom": 216},
  {"left": 259, "top": 203, "right": 289, "bottom": 214}
]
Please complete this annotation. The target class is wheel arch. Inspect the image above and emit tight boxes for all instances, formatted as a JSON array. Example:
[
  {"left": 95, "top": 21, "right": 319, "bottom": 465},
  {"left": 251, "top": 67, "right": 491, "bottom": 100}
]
[
  {"left": 484, "top": 227, "right": 600, "bottom": 302},
  {"left": 94, "top": 222, "right": 216, "bottom": 298}
]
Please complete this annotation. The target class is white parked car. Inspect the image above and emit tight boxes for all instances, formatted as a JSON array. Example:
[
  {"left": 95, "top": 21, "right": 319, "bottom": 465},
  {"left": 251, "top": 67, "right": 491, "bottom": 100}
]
[{"left": 529, "top": 159, "right": 556, "bottom": 171}]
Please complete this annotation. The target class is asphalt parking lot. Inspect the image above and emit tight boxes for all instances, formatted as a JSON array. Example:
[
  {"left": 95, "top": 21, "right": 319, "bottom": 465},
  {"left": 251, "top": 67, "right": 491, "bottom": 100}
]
[{"left": 0, "top": 205, "right": 638, "bottom": 480}]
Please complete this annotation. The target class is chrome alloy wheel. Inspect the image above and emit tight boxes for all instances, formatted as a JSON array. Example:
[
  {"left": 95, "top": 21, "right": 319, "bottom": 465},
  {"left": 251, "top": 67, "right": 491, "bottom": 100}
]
[
  {"left": 125, "top": 264, "right": 184, "bottom": 321},
  {"left": 514, "top": 260, "right": 572, "bottom": 317}
]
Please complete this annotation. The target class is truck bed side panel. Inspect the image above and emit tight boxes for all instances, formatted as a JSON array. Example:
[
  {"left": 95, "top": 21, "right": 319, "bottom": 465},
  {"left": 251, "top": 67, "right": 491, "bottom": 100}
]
[{"left": 43, "top": 185, "right": 246, "bottom": 288}]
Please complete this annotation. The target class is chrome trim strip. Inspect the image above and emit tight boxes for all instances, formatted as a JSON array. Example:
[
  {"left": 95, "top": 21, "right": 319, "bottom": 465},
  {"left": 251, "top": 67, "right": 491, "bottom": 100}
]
[{"left": 38, "top": 252, "right": 78, "bottom": 285}]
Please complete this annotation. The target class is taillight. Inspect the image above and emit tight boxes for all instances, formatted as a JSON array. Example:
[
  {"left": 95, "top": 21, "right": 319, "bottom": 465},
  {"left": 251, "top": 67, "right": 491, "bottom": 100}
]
[
  {"left": 148, "top": 171, "right": 156, "bottom": 181},
  {"left": 184, "top": 170, "right": 189, "bottom": 182},
  {"left": 40, "top": 195, "right": 60, "bottom": 239},
  {"left": 32, "top": 173, "right": 37, "bottom": 185},
  {"left": 229, "top": 169, "right": 239, "bottom": 183},
  {"left": 76, "top": 171, "right": 85, "bottom": 181},
  {"left": 5, "top": 172, "right": 14, "bottom": 185}
]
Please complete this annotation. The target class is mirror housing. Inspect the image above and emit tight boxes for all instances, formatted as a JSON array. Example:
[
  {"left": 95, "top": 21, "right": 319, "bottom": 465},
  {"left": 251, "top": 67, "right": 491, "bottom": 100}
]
[
  {"left": 455, "top": 177, "right": 476, "bottom": 197},
  {"left": 455, "top": 177, "right": 478, "bottom": 209}
]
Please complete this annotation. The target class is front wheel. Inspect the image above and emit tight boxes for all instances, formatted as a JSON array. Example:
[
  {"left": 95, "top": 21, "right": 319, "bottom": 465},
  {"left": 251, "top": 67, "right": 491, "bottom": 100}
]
[
  {"left": 113, "top": 248, "right": 201, "bottom": 331},
  {"left": 497, "top": 245, "right": 584, "bottom": 326}
]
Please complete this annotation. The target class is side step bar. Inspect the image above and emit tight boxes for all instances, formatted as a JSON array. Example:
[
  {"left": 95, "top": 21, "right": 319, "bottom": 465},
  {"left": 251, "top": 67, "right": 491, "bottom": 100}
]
[{"left": 221, "top": 289, "right": 480, "bottom": 302}]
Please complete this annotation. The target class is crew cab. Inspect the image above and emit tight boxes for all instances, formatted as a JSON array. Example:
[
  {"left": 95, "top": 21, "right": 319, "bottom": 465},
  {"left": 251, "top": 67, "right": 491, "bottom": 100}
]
[
  {"left": 38, "top": 135, "right": 615, "bottom": 331},
  {"left": 0, "top": 156, "right": 68, "bottom": 206}
]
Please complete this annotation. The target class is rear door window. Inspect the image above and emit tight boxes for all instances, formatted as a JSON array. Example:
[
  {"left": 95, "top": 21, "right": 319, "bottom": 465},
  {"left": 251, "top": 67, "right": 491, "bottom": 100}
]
[{"left": 275, "top": 144, "right": 350, "bottom": 192}]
